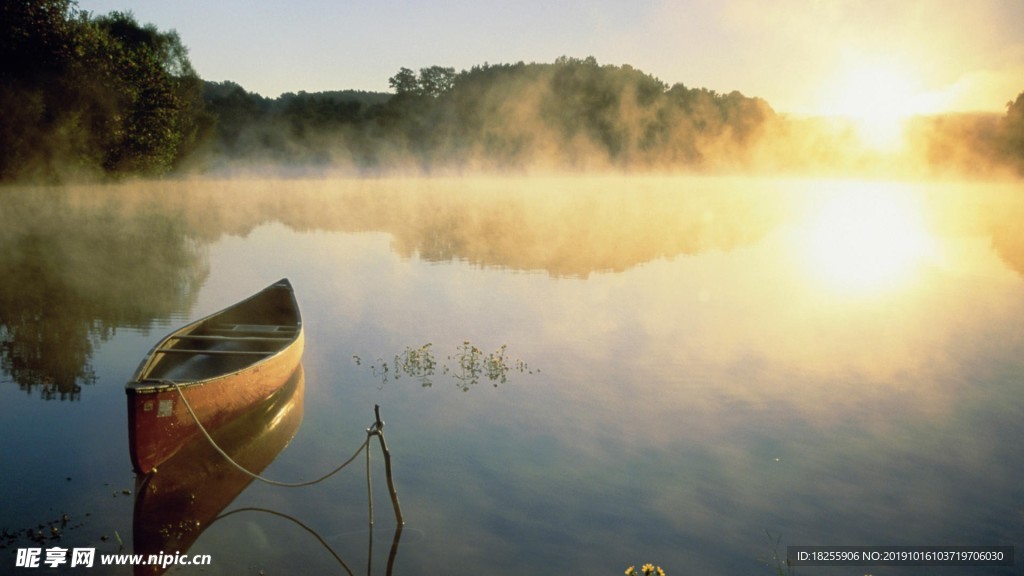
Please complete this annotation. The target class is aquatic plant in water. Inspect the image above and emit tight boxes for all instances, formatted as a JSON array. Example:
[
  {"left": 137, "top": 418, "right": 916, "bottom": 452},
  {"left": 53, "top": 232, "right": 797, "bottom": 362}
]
[
  {"left": 353, "top": 341, "right": 534, "bottom": 391},
  {"left": 625, "top": 564, "right": 666, "bottom": 576}
]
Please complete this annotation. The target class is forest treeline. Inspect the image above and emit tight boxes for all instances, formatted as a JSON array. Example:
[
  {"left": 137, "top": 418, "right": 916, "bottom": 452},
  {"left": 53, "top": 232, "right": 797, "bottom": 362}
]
[
  {"left": 201, "top": 58, "right": 775, "bottom": 174},
  {"left": 3, "top": 0, "right": 1024, "bottom": 181}
]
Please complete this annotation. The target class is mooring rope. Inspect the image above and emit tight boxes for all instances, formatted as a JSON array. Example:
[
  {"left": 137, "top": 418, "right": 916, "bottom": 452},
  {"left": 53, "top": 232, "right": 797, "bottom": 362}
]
[
  {"left": 215, "top": 507, "right": 357, "bottom": 576},
  {"left": 167, "top": 380, "right": 368, "bottom": 488}
]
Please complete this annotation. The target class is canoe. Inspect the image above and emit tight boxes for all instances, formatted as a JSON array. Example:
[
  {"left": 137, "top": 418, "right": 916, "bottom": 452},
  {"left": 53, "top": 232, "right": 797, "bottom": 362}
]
[
  {"left": 132, "top": 365, "right": 304, "bottom": 575},
  {"left": 126, "top": 279, "right": 304, "bottom": 474}
]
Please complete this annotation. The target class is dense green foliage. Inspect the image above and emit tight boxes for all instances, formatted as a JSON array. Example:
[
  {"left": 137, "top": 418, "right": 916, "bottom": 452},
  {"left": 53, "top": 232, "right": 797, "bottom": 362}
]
[
  {"left": 0, "top": 0, "right": 203, "bottom": 181},
  {"left": 197, "top": 82, "right": 391, "bottom": 171}
]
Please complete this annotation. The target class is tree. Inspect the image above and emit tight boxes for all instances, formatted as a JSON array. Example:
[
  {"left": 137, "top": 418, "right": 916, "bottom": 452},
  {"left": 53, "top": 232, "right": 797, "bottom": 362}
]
[
  {"left": 418, "top": 66, "right": 455, "bottom": 98},
  {"left": 387, "top": 66, "right": 455, "bottom": 98},
  {"left": 84, "top": 11, "right": 203, "bottom": 174},
  {"left": 1003, "top": 92, "right": 1024, "bottom": 171},
  {"left": 0, "top": 2, "right": 204, "bottom": 180},
  {"left": 388, "top": 67, "right": 420, "bottom": 95},
  {"left": 0, "top": 0, "right": 80, "bottom": 179},
  {"left": 0, "top": 0, "right": 78, "bottom": 77}
]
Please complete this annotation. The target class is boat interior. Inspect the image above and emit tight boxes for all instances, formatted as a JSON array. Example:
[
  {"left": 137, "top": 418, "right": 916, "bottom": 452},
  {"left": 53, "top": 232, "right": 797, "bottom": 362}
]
[
  {"left": 143, "top": 323, "right": 299, "bottom": 382},
  {"left": 138, "top": 282, "right": 301, "bottom": 383}
]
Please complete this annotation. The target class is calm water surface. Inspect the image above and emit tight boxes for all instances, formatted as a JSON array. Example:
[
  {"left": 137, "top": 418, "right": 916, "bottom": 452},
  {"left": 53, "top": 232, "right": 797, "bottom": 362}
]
[{"left": 1, "top": 176, "right": 1022, "bottom": 575}]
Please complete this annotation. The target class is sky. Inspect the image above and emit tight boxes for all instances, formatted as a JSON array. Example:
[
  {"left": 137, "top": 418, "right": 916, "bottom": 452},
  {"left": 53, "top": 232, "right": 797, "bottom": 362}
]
[{"left": 75, "top": 0, "right": 1024, "bottom": 116}]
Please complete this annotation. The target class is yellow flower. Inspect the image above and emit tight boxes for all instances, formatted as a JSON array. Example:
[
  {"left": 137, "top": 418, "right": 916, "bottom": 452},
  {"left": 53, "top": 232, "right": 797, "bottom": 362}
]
[
  {"left": 625, "top": 567, "right": 636, "bottom": 576},
  {"left": 642, "top": 564, "right": 655, "bottom": 575}
]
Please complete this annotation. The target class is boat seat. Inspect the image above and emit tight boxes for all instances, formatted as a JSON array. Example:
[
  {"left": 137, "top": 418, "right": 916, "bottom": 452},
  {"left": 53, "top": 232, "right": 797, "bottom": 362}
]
[
  {"left": 208, "top": 324, "right": 298, "bottom": 334},
  {"left": 155, "top": 348, "right": 274, "bottom": 356},
  {"left": 172, "top": 334, "right": 293, "bottom": 342}
]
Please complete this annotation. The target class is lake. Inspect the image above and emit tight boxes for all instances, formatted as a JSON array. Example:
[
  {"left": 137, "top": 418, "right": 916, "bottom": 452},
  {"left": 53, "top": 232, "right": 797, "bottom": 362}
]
[{"left": 1, "top": 176, "right": 1021, "bottom": 575}]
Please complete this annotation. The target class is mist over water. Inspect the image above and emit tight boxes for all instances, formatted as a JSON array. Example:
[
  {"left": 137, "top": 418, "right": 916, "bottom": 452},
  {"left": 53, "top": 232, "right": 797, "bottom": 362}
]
[
  {"left": 2, "top": 176, "right": 1023, "bottom": 575},
  {"left": 3, "top": 176, "right": 1024, "bottom": 398}
]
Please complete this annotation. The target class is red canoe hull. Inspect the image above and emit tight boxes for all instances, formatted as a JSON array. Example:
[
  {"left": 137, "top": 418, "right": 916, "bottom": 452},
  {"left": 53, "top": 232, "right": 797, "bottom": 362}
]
[
  {"left": 126, "top": 279, "right": 303, "bottom": 474},
  {"left": 132, "top": 365, "right": 305, "bottom": 575}
]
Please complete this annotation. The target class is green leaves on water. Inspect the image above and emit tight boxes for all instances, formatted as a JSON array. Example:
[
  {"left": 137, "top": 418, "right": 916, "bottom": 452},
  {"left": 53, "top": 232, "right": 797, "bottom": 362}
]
[{"left": 353, "top": 341, "right": 535, "bottom": 391}]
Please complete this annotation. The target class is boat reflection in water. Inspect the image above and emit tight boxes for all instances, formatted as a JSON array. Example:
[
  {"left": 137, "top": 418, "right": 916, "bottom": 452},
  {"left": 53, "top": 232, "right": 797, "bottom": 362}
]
[{"left": 132, "top": 365, "right": 305, "bottom": 575}]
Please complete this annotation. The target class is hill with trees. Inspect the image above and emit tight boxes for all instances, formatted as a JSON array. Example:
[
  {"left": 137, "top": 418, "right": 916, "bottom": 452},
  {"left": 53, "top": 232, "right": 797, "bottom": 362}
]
[
  {"left": 197, "top": 57, "right": 776, "bottom": 174},
  {"left": 2, "top": 1, "right": 1023, "bottom": 181}
]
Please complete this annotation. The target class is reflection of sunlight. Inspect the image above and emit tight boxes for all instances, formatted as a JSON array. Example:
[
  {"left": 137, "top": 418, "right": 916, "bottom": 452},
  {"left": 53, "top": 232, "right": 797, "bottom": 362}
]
[{"left": 799, "top": 183, "right": 937, "bottom": 295}]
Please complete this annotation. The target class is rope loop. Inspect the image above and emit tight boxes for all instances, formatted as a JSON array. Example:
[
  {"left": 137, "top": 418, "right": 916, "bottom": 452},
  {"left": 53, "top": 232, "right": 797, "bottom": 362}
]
[{"left": 166, "top": 379, "right": 368, "bottom": 488}]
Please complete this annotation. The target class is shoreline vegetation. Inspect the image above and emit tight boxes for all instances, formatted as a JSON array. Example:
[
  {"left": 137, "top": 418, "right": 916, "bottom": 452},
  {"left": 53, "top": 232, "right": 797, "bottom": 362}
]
[{"left": 3, "top": 0, "right": 1024, "bottom": 184}]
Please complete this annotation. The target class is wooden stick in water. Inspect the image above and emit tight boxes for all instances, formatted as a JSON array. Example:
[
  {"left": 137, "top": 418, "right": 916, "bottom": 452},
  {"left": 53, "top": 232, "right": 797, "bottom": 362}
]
[{"left": 373, "top": 405, "right": 405, "bottom": 526}]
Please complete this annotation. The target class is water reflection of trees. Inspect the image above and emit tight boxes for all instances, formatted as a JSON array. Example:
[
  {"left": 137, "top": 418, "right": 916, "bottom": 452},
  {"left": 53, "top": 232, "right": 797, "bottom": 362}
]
[
  {"left": 0, "top": 188, "right": 207, "bottom": 399},
  {"left": 134, "top": 177, "right": 790, "bottom": 278},
  {"left": 986, "top": 196, "right": 1024, "bottom": 278},
  {"left": 923, "top": 183, "right": 1024, "bottom": 279},
  {"left": 6, "top": 178, "right": 1024, "bottom": 399},
  {"left": 109, "top": 177, "right": 1024, "bottom": 282},
  {"left": 147, "top": 178, "right": 1024, "bottom": 280}
]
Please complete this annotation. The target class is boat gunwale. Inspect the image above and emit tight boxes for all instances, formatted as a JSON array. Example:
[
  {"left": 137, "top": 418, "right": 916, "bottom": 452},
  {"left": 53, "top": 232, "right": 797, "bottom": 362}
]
[{"left": 125, "top": 279, "right": 302, "bottom": 395}]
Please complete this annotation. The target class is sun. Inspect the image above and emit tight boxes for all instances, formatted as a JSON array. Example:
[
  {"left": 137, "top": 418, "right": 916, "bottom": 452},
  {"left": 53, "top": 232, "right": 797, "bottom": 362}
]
[{"left": 821, "top": 60, "right": 935, "bottom": 152}]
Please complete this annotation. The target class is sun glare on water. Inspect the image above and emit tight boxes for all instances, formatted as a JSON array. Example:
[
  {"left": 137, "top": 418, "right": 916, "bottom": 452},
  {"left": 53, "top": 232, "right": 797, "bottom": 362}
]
[{"left": 797, "top": 182, "right": 938, "bottom": 295}]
